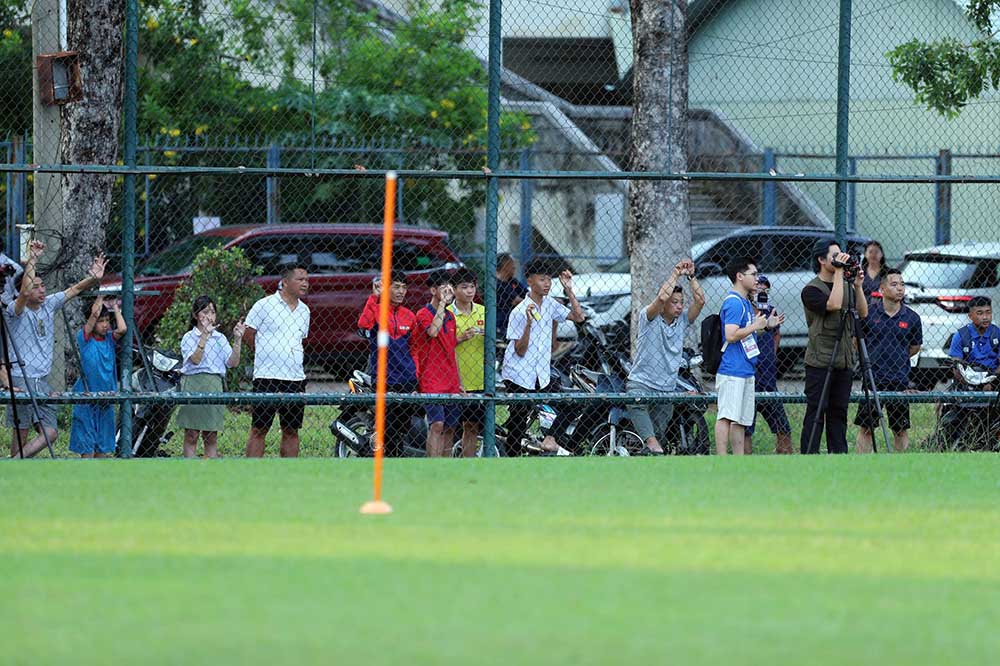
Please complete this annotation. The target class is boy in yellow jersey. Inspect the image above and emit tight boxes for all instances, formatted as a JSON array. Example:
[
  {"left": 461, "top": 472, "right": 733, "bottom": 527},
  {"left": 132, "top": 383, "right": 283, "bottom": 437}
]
[{"left": 450, "top": 268, "right": 487, "bottom": 457}]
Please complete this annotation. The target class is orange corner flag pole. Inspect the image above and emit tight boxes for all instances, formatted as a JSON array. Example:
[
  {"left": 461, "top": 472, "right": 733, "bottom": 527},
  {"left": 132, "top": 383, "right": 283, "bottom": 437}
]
[{"left": 360, "top": 172, "right": 397, "bottom": 516}]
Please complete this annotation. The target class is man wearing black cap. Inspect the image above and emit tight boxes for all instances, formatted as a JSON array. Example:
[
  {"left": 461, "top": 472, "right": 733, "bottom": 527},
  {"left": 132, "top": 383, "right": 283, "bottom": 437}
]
[
  {"left": 800, "top": 238, "right": 867, "bottom": 454},
  {"left": 495, "top": 252, "right": 526, "bottom": 335},
  {"left": 745, "top": 273, "right": 792, "bottom": 454}
]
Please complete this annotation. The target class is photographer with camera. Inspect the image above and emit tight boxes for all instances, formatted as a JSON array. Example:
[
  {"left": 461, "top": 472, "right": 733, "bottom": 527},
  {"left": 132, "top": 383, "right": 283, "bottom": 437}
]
[{"left": 800, "top": 239, "right": 867, "bottom": 454}]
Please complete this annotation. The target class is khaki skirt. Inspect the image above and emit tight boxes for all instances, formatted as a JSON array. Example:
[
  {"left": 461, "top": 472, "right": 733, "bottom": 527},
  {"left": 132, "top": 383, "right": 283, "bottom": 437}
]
[{"left": 175, "top": 373, "right": 225, "bottom": 432}]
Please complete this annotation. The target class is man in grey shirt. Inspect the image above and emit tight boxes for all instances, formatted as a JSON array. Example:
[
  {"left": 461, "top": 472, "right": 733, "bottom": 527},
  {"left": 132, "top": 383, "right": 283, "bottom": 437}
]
[
  {"left": 627, "top": 258, "right": 706, "bottom": 454},
  {"left": 3, "top": 240, "right": 107, "bottom": 458}
]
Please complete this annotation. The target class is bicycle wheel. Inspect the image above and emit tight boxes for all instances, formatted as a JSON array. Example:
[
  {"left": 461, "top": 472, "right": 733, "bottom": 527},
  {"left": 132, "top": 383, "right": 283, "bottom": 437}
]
[
  {"left": 451, "top": 431, "right": 508, "bottom": 457},
  {"left": 588, "top": 423, "right": 644, "bottom": 457}
]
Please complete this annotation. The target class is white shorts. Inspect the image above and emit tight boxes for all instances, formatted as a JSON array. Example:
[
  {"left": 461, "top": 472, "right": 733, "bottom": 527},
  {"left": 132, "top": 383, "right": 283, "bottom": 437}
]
[{"left": 716, "top": 374, "right": 755, "bottom": 426}]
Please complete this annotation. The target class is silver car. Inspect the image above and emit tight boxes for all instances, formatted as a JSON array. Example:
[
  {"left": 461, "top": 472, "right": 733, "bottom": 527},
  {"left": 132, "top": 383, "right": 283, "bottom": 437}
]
[
  {"left": 901, "top": 242, "right": 1000, "bottom": 389},
  {"left": 552, "top": 226, "right": 870, "bottom": 374}
]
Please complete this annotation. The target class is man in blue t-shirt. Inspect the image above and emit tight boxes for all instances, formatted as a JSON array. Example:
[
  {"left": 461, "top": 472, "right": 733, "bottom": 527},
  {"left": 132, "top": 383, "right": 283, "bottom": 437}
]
[
  {"left": 854, "top": 268, "right": 922, "bottom": 453},
  {"left": 714, "top": 257, "right": 783, "bottom": 455},
  {"left": 948, "top": 295, "right": 1000, "bottom": 373}
]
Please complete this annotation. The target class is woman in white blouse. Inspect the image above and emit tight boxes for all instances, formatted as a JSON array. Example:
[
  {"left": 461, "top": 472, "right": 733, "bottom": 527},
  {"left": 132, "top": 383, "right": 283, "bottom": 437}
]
[{"left": 176, "top": 295, "right": 246, "bottom": 457}]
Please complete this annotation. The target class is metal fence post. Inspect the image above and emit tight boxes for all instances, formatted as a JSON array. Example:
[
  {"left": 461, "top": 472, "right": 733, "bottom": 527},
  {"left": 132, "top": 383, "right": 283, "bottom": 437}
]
[
  {"left": 397, "top": 176, "right": 404, "bottom": 226},
  {"left": 482, "top": 0, "right": 502, "bottom": 457},
  {"left": 6, "top": 135, "right": 27, "bottom": 260},
  {"left": 266, "top": 143, "right": 281, "bottom": 225},
  {"left": 519, "top": 148, "right": 533, "bottom": 267},
  {"left": 847, "top": 156, "right": 857, "bottom": 234},
  {"left": 119, "top": 0, "right": 140, "bottom": 457},
  {"left": 15, "top": 135, "right": 26, "bottom": 257},
  {"left": 935, "top": 149, "right": 952, "bottom": 245},
  {"left": 3, "top": 139, "right": 9, "bottom": 255},
  {"left": 834, "top": 0, "right": 853, "bottom": 247},
  {"left": 761, "top": 147, "right": 776, "bottom": 227},
  {"left": 143, "top": 147, "right": 151, "bottom": 259}
]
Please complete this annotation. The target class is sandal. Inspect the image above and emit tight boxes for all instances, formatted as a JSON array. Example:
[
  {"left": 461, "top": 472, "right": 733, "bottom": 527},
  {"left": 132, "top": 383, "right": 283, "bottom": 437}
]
[{"left": 639, "top": 446, "right": 665, "bottom": 456}]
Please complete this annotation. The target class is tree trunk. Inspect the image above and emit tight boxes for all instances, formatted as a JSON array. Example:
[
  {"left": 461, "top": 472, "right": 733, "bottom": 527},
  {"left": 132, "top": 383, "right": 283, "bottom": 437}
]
[
  {"left": 57, "top": 0, "right": 125, "bottom": 381},
  {"left": 627, "top": 0, "right": 690, "bottom": 352}
]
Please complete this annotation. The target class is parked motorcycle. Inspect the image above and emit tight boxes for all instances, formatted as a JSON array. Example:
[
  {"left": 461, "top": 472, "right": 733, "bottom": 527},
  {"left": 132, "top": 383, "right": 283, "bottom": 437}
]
[
  {"left": 552, "top": 321, "right": 629, "bottom": 379},
  {"left": 116, "top": 342, "right": 183, "bottom": 458},
  {"left": 925, "top": 359, "right": 1000, "bottom": 452},
  {"left": 664, "top": 350, "right": 712, "bottom": 455},
  {"left": 330, "top": 370, "right": 428, "bottom": 458},
  {"left": 569, "top": 365, "right": 644, "bottom": 456},
  {"left": 579, "top": 314, "right": 711, "bottom": 455}
]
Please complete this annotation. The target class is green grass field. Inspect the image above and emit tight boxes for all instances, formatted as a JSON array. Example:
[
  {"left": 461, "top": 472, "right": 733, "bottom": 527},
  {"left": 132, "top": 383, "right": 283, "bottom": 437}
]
[{"left": 3, "top": 456, "right": 999, "bottom": 665}]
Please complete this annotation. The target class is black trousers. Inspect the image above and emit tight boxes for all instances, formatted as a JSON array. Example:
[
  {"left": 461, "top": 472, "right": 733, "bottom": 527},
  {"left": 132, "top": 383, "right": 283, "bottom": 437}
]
[
  {"left": 385, "top": 382, "right": 420, "bottom": 456},
  {"left": 801, "top": 365, "right": 852, "bottom": 454},
  {"left": 504, "top": 380, "right": 541, "bottom": 450}
]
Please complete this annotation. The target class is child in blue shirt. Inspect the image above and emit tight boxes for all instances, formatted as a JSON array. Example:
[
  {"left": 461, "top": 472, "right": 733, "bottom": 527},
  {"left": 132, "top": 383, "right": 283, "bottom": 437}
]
[
  {"left": 69, "top": 296, "right": 126, "bottom": 458},
  {"left": 715, "top": 258, "right": 783, "bottom": 455},
  {"left": 948, "top": 296, "right": 1000, "bottom": 372}
]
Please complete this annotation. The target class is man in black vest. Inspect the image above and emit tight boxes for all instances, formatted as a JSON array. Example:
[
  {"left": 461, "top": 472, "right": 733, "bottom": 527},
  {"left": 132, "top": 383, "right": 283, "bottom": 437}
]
[{"left": 800, "top": 239, "right": 868, "bottom": 454}]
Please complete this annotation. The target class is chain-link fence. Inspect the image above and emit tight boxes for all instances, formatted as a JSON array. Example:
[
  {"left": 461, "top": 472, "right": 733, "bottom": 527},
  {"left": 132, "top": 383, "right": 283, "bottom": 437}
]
[{"left": 3, "top": 0, "right": 1000, "bottom": 458}]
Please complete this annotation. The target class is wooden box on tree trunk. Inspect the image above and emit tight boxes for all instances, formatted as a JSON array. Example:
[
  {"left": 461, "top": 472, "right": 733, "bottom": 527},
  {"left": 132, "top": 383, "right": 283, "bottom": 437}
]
[{"left": 36, "top": 51, "right": 83, "bottom": 105}]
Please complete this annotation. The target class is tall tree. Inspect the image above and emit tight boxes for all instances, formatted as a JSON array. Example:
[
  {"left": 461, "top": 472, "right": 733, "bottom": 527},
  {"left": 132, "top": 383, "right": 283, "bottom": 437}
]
[
  {"left": 627, "top": 0, "right": 690, "bottom": 349},
  {"left": 47, "top": 0, "right": 124, "bottom": 386},
  {"left": 57, "top": 0, "right": 124, "bottom": 280}
]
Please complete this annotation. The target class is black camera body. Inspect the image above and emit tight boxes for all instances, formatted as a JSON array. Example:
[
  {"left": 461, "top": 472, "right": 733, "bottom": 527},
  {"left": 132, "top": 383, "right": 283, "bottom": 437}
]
[
  {"left": 754, "top": 291, "right": 774, "bottom": 317},
  {"left": 831, "top": 256, "right": 861, "bottom": 281},
  {"left": 0, "top": 263, "right": 17, "bottom": 279}
]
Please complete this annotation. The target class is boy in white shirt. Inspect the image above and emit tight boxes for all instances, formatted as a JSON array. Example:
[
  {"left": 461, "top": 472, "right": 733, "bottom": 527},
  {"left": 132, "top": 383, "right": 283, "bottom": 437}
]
[{"left": 502, "top": 260, "right": 585, "bottom": 454}]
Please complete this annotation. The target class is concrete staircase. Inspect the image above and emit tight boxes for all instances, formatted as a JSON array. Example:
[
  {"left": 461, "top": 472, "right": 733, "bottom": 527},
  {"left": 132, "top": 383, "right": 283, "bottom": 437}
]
[{"left": 688, "top": 182, "right": 754, "bottom": 227}]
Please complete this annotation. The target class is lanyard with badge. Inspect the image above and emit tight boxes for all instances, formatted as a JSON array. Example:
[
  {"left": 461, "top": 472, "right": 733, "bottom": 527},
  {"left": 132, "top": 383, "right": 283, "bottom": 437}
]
[{"left": 739, "top": 298, "right": 760, "bottom": 359}]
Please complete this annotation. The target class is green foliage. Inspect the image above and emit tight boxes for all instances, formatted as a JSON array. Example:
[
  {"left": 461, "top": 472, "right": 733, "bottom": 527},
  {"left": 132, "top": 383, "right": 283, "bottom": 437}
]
[
  {"left": 0, "top": 0, "right": 533, "bottom": 251},
  {"left": 155, "top": 246, "right": 266, "bottom": 389},
  {"left": 887, "top": 0, "right": 1000, "bottom": 118},
  {"left": 138, "top": 0, "right": 295, "bottom": 139},
  {"left": 0, "top": 2, "right": 31, "bottom": 137}
]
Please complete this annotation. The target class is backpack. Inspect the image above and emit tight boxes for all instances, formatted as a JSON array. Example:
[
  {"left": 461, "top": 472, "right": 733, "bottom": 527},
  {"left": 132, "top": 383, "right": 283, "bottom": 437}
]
[
  {"left": 700, "top": 294, "right": 743, "bottom": 375},
  {"left": 700, "top": 314, "right": 724, "bottom": 375},
  {"left": 956, "top": 324, "right": 1000, "bottom": 362}
]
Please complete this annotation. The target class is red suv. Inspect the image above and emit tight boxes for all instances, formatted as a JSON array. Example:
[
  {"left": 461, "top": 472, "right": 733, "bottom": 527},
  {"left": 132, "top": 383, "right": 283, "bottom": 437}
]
[{"left": 103, "top": 224, "right": 463, "bottom": 360}]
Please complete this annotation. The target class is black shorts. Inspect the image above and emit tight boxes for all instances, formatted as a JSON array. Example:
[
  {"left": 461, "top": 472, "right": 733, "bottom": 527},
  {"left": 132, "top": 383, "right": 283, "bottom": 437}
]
[
  {"left": 854, "top": 381, "right": 910, "bottom": 432},
  {"left": 461, "top": 391, "right": 485, "bottom": 424},
  {"left": 251, "top": 378, "right": 306, "bottom": 431}
]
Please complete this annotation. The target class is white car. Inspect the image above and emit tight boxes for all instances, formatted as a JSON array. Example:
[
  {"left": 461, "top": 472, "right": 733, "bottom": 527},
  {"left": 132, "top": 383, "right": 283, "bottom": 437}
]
[{"left": 551, "top": 226, "right": 871, "bottom": 373}]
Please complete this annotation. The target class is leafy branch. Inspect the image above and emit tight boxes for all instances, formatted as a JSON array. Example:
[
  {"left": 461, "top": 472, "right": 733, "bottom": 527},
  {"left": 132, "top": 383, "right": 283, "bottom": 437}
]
[{"left": 887, "top": 0, "right": 1000, "bottom": 118}]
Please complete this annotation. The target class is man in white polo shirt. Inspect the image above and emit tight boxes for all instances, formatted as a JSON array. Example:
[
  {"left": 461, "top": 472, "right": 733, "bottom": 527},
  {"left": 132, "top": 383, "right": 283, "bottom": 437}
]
[
  {"left": 502, "top": 259, "right": 585, "bottom": 454},
  {"left": 244, "top": 263, "right": 310, "bottom": 457}
]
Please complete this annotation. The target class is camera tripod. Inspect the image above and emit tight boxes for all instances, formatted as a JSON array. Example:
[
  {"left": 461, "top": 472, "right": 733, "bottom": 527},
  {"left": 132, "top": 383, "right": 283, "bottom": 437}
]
[
  {"left": 806, "top": 280, "right": 892, "bottom": 454},
  {"left": 0, "top": 308, "right": 56, "bottom": 458}
]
